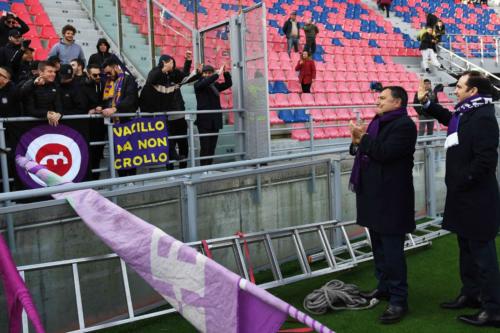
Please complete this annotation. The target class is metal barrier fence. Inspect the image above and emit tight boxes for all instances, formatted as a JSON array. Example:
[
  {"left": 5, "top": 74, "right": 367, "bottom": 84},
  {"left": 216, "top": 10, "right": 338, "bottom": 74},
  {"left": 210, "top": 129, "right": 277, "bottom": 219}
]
[
  {"left": 0, "top": 135, "right": 453, "bottom": 331},
  {"left": 443, "top": 33, "right": 500, "bottom": 65}
]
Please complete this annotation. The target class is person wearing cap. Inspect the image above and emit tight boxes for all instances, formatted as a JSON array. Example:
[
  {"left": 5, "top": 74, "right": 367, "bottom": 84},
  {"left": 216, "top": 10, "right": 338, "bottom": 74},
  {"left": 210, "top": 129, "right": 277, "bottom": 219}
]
[
  {"left": 194, "top": 64, "right": 232, "bottom": 166},
  {"left": 282, "top": 11, "right": 301, "bottom": 56},
  {"left": 0, "top": 29, "right": 30, "bottom": 81},
  {"left": 140, "top": 50, "right": 199, "bottom": 170},
  {"left": 0, "top": 11, "right": 29, "bottom": 47},
  {"left": 48, "top": 24, "right": 86, "bottom": 65},
  {"left": 59, "top": 64, "right": 84, "bottom": 115},
  {"left": 21, "top": 61, "right": 63, "bottom": 127}
]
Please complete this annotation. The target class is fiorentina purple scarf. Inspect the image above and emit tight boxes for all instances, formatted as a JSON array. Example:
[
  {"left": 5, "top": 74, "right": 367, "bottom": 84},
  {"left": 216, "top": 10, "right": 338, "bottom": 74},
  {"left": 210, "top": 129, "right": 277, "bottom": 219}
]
[
  {"left": 447, "top": 94, "right": 492, "bottom": 136},
  {"left": 349, "top": 107, "right": 408, "bottom": 193}
]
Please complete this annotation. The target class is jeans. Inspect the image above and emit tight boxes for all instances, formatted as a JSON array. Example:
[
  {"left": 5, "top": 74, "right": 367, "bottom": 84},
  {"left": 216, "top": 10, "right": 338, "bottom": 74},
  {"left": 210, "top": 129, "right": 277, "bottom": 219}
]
[{"left": 287, "top": 36, "right": 299, "bottom": 55}]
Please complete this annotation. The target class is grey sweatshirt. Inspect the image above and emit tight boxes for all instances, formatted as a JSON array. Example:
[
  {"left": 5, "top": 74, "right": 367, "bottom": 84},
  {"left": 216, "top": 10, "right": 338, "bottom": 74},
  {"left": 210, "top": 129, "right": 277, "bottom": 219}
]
[{"left": 49, "top": 39, "right": 86, "bottom": 65}]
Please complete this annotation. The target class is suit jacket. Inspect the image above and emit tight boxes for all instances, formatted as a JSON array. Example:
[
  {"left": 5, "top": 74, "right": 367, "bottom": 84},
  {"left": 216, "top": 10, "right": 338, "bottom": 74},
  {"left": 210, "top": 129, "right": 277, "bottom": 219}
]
[
  {"left": 350, "top": 114, "right": 417, "bottom": 234},
  {"left": 426, "top": 102, "right": 500, "bottom": 241},
  {"left": 194, "top": 72, "right": 232, "bottom": 131}
]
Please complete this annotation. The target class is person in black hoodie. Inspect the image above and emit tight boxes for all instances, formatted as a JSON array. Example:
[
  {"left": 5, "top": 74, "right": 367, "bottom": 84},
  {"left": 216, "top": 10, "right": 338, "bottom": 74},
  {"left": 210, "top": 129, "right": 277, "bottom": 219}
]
[
  {"left": 101, "top": 57, "right": 138, "bottom": 177},
  {"left": 0, "top": 12, "right": 29, "bottom": 47},
  {"left": 194, "top": 64, "right": 232, "bottom": 166},
  {"left": 88, "top": 38, "right": 121, "bottom": 69},
  {"left": 81, "top": 63, "right": 106, "bottom": 180},
  {"left": 21, "top": 61, "right": 62, "bottom": 126},
  {"left": 59, "top": 64, "right": 84, "bottom": 114},
  {"left": 140, "top": 51, "right": 198, "bottom": 169}
]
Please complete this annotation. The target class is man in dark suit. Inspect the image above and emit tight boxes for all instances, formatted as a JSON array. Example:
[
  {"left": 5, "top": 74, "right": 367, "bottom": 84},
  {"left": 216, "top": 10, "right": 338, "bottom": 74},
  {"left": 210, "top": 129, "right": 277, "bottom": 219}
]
[
  {"left": 417, "top": 71, "right": 500, "bottom": 328},
  {"left": 350, "top": 86, "right": 417, "bottom": 324}
]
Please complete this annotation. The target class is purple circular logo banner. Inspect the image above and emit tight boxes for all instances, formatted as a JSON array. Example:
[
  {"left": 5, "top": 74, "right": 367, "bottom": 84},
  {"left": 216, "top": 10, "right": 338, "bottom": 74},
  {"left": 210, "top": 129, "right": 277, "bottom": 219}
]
[{"left": 15, "top": 124, "right": 89, "bottom": 189}]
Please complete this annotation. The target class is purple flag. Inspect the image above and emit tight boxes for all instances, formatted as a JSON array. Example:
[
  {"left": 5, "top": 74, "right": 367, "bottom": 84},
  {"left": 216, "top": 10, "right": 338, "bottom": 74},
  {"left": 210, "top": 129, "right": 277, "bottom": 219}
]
[
  {"left": 113, "top": 116, "right": 169, "bottom": 170},
  {"left": 16, "top": 156, "right": 334, "bottom": 333},
  {"left": 0, "top": 235, "right": 46, "bottom": 333}
]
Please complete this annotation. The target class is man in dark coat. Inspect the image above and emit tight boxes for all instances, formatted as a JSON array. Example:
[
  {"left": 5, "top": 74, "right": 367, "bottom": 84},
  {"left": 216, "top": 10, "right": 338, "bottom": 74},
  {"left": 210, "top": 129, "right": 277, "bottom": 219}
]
[
  {"left": 350, "top": 86, "right": 417, "bottom": 324},
  {"left": 417, "top": 71, "right": 500, "bottom": 328},
  {"left": 194, "top": 65, "right": 232, "bottom": 166},
  {"left": 140, "top": 51, "right": 198, "bottom": 169},
  {"left": 0, "top": 12, "right": 29, "bottom": 47}
]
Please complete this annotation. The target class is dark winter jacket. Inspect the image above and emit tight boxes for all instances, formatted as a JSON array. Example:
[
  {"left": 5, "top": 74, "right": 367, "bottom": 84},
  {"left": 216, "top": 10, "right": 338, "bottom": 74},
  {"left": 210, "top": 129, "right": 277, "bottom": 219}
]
[
  {"left": 60, "top": 80, "right": 85, "bottom": 114},
  {"left": 88, "top": 38, "right": 121, "bottom": 68},
  {"left": 194, "top": 72, "right": 232, "bottom": 130},
  {"left": 282, "top": 19, "right": 300, "bottom": 38},
  {"left": 140, "top": 59, "right": 195, "bottom": 117},
  {"left": 21, "top": 79, "right": 63, "bottom": 117},
  {"left": 0, "top": 42, "right": 25, "bottom": 79},
  {"left": 103, "top": 73, "right": 138, "bottom": 114},
  {"left": 0, "top": 81, "right": 21, "bottom": 117},
  {"left": 419, "top": 32, "right": 437, "bottom": 51}
]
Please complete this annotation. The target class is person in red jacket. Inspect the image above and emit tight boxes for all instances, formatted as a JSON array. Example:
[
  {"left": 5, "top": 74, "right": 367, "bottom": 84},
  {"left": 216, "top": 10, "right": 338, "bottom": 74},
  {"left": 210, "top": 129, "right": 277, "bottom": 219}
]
[{"left": 295, "top": 50, "right": 316, "bottom": 93}]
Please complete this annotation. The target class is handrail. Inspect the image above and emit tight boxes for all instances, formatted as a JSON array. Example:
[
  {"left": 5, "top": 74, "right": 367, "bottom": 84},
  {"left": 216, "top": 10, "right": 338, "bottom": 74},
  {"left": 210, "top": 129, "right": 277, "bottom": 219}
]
[{"left": 438, "top": 45, "right": 500, "bottom": 91}]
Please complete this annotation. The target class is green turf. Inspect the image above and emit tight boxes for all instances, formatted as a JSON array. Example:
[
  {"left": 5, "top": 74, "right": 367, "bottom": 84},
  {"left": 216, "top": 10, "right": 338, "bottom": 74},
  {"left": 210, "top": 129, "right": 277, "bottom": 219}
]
[{"left": 102, "top": 234, "right": 500, "bottom": 333}]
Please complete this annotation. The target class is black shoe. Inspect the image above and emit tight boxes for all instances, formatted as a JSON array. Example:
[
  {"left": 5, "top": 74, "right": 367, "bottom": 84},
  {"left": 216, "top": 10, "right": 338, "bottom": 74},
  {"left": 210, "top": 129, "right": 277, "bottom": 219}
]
[
  {"left": 359, "top": 289, "right": 389, "bottom": 300},
  {"left": 439, "top": 65, "right": 445, "bottom": 70},
  {"left": 458, "top": 310, "right": 500, "bottom": 328},
  {"left": 425, "top": 68, "right": 431, "bottom": 73},
  {"left": 379, "top": 305, "right": 408, "bottom": 324},
  {"left": 440, "top": 295, "right": 481, "bottom": 309}
]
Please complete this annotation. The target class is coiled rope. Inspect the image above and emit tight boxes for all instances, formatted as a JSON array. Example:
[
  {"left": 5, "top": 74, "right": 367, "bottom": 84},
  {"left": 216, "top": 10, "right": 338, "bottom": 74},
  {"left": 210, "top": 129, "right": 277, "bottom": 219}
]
[{"left": 303, "top": 280, "right": 379, "bottom": 315}]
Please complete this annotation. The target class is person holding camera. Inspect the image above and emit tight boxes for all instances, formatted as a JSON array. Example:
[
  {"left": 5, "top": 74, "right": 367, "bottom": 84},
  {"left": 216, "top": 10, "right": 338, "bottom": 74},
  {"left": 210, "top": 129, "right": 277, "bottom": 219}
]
[
  {"left": 0, "top": 11, "right": 29, "bottom": 47},
  {"left": 140, "top": 51, "right": 199, "bottom": 170},
  {"left": 0, "top": 29, "right": 31, "bottom": 82}
]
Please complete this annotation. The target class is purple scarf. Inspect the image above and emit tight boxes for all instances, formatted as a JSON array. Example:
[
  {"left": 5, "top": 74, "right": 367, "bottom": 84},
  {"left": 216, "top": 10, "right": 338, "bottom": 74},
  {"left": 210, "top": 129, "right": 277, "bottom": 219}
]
[
  {"left": 447, "top": 94, "right": 492, "bottom": 136},
  {"left": 349, "top": 107, "right": 408, "bottom": 193}
]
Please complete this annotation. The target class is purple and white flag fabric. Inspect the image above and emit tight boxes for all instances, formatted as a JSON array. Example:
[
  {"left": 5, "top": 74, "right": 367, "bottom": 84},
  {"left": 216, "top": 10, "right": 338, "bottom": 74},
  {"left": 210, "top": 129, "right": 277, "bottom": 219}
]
[
  {"left": 16, "top": 156, "right": 334, "bottom": 333},
  {"left": 0, "top": 235, "right": 45, "bottom": 333}
]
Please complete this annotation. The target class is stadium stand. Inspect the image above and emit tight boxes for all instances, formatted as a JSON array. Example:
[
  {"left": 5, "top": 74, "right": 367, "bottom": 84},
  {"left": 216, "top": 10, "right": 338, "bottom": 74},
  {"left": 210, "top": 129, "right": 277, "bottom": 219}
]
[{"left": 392, "top": 0, "right": 500, "bottom": 57}]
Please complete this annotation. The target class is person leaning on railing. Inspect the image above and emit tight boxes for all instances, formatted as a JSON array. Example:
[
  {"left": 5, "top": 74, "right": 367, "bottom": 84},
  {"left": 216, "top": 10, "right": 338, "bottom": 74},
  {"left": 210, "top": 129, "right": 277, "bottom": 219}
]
[
  {"left": 100, "top": 57, "right": 139, "bottom": 177},
  {"left": 140, "top": 50, "right": 200, "bottom": 170},
  {"left": 20, "top": 60, "right": 62, "bottom": 127},
  {"left": 81, "top": 63, "right": 106, "bottom": 181}
]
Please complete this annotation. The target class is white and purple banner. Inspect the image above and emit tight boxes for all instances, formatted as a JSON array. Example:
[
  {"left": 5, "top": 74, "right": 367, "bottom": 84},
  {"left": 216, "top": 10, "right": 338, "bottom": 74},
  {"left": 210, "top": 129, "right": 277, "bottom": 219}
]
[
  {"left": 16, "top": 156, "right": 334, "bottom": 333},
  {"left": 15, "top": 125, "right": 89, "bottom": 189}
]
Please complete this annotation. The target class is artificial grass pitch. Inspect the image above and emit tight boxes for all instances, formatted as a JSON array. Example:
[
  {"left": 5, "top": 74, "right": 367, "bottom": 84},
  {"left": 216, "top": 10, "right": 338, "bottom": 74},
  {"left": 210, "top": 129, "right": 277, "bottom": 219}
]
[{"left": 102, "top": 234, "right": 500, "bottom": 333}]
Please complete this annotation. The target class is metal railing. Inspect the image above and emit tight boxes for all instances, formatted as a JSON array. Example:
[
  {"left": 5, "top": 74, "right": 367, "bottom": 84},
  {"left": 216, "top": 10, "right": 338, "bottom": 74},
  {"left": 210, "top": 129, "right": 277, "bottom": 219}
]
[{"left": 443, "top": 33, "right": 500, "bottom": 64}]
